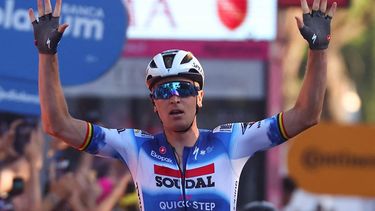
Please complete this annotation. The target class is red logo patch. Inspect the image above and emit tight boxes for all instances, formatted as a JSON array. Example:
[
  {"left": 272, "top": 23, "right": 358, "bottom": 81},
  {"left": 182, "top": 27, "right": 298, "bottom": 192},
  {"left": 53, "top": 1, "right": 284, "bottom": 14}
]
[
  {"left": 327, "top": 34, "right": 331, "bottom": 41},
  {"left": 159, "top": 146, "right": 167, "bottom": 154},
  {"left": 217, "top": 0, "right": 248, "bottom": 30}
]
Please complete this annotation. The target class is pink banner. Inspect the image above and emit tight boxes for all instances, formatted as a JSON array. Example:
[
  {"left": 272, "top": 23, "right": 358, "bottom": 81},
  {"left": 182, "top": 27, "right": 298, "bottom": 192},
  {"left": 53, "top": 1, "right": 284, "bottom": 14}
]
[{"left": 123, "top": 39, "right": 269, "bottom": 60}]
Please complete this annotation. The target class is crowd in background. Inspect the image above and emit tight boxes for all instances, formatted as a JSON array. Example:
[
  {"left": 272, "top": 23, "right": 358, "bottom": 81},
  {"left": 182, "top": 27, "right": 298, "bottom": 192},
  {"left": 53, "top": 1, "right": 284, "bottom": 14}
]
[{"left": 0, "top": 115, "right": 138, "bottom": 211}]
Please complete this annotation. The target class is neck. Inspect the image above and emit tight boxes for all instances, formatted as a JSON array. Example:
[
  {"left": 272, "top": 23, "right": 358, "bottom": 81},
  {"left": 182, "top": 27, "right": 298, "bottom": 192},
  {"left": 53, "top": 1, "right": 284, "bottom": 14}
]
[{"left": 164, "top": 121, "right": 199, "bottom": 155}]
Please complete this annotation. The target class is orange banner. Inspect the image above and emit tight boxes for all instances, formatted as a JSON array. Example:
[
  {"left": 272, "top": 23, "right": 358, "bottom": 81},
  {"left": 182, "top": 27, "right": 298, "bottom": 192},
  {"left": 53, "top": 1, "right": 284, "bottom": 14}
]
[{"left": 288, "top": 123, "right": 375, "bottom": 197}]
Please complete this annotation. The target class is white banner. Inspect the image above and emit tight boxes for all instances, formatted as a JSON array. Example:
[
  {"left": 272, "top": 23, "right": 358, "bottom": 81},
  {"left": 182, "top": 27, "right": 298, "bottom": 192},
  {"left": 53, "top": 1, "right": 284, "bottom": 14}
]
[
  {"left": 125, "top": 0, "right": 276, "bottom": 41},
  {"left": 64, "top": 58, "right": 265, "bottom": 99}
]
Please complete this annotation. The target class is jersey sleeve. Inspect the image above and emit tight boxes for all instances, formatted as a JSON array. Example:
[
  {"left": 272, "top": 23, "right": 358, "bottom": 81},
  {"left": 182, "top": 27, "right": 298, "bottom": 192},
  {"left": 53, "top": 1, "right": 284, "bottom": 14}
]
[
  {"left": 215, "top": 112, "right": 289, "bottom": 160},
  {"left": 77, "top": 122, "right": 150, "bottom": 172}
]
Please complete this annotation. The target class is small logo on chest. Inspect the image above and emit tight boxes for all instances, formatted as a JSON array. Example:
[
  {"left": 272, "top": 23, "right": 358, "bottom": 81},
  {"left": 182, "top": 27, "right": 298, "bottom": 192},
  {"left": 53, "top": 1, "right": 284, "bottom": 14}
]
[
  {"left": 159, "top": 146, "right": 167, "bottom": 154},
  {"left": 193, "top": 146, "right": 214, "bottom": 160}
]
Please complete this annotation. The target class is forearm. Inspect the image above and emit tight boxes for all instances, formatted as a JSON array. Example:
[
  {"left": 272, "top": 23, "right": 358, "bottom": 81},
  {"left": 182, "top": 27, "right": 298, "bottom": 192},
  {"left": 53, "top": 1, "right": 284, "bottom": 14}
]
[
  {"left": 39, "top": 54, "right": 69, "bottom": 133},
  {"left": 42, "top": 192, "right": 62, "bottom": 211},
  {"left": 284, "top": 50, "right": 327, "bottom": 136},
  {"left": 38, "top": 54, "right": 86, "bottom": 148},
  {"left": 26, "top": 162, "right": 43, "bottom": 211},
  {"left": 68, "top": 194, "right": 89, "bottom": 211},
  {"left": 1, "top": 137, "right": 18, "bottom": 158},
  {"left": 96, "top": 176, "right": 130, "bottom": 211},
  {"left": 297, "top": 50, "right": 327, "bottom": 118},
  {"left": 0, "top": 129, "right": 16, "bottom": 153}
]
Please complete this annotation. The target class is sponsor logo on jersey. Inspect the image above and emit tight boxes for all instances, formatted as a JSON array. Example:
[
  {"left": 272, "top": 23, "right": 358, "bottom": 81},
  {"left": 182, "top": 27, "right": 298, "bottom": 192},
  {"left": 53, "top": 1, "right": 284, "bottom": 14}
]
[
  {"left": 206, "top": 146, "right": 213, "bottom": 153},
  {"left": 213, "top": 123, "right": 233, "bottom": 133},
  {"left": 159, "top": 146, "right": 167, "bottom": 154},
  {"left": 193, "top": 146, "right": 213, "bottom": 160},
  {"left": 117, "top": 128, "right": 126, "bottom": 134},
  {"left": 193, "top": 146, "right": 200, "bottom": 160},
  {"left": 134, "top": 129, "right": 153, "bottom": 138},
  {"left": 154, "top": 164, "right": 215, "bottom": 189},
  {"left": 151, "top": 150, "right": 172, "bottom": 163},
  {"left": 241, "top": 122, "right": 255, "bottom": 135},
  {"left": 159, "top": 200, "right": 216, "bottom": 210}
]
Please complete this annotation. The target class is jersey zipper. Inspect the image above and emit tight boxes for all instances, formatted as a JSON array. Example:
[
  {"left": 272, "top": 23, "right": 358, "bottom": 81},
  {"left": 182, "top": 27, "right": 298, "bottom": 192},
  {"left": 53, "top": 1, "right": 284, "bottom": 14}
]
[
  {"left": 171, "top": 147, "right": 187, "bottom": 211},
  {"left": 166, "top": 133, "right": 200, "bottom": 211}
]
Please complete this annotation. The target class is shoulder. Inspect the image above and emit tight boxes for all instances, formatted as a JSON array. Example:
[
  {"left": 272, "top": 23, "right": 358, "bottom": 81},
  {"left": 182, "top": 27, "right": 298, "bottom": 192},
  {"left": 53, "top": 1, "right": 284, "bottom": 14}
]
[{"left": 93, "top": 125, "right": 156, "bottom": 143}]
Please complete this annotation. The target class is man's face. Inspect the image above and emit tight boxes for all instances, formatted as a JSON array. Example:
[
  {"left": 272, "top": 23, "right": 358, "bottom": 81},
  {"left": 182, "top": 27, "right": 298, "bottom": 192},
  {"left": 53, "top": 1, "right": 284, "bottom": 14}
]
[{"left": 151, "top": 78, "right": 204, "bottom": 132}]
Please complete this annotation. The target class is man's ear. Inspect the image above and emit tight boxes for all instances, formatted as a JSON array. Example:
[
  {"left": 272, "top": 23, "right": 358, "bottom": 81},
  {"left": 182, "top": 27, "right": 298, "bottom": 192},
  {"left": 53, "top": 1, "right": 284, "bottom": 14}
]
[{"left": 197, "top": 90, "right": 204, "bottom": 108}]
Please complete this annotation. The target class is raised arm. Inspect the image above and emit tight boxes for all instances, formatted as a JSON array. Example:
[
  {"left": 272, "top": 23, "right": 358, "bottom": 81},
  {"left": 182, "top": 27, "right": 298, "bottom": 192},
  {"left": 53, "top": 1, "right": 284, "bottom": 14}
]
[
  {"left": 29, "top": 0, "right": 87, "bottom": 148},
  {"left": 0, "top": 119, "right": 23, "bottom": 157},
  {"left": 24, "top": 126, "right": 44, "bottom": 211},
  {"left": 283, "top": 0, "right": 337, "bottom": 138}
]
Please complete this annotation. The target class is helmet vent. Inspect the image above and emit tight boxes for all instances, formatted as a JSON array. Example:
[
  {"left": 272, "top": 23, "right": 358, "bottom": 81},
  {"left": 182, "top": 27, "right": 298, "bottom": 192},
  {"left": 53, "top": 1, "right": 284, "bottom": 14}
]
[
  {"left": 188, "top": 68, "right": 199, "bottom": 73},
  {"left": 181, "top": 53, "right": 193, "bottom": 64},
  {"left": 150, "top": 60, "right": 157, "bottom": 68},
  {"left": 163, "top": 55, "right": 175, "bottom": 69}
]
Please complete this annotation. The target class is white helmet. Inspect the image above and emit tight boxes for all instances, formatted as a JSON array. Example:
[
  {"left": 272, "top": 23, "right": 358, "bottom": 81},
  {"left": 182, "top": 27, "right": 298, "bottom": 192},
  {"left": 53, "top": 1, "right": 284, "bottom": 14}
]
[{"left": 145, "top": 49, "right": 204, "bottom": 90}]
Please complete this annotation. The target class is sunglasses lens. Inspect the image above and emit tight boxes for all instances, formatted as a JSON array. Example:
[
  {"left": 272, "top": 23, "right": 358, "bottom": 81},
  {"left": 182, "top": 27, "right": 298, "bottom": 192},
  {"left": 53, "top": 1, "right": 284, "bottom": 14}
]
[{"left": 152, "top": 81, "right": 198, "bottom": 99}]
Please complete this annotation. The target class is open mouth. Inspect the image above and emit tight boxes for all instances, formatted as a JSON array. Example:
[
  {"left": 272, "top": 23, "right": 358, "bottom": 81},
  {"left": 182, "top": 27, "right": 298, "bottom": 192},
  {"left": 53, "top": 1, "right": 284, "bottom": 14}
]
[{"left": 169, "top": 109, "right": 184, "bottom": 116}]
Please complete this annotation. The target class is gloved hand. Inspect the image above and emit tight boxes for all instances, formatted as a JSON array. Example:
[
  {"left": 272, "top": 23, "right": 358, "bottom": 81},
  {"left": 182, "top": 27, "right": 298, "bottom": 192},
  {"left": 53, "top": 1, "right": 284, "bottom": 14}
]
[
  {"left": 299, "top": 10, "right": 332, "bottom": 50},
  {"left": 32, "top": 13, "right": 63, "bottom": 55}
]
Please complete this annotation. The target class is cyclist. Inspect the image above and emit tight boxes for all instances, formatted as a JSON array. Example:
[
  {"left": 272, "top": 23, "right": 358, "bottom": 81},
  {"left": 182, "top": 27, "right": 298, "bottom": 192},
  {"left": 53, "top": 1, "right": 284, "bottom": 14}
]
[{"left": 29, "top": 0, "right": 336, "bottom": 210}]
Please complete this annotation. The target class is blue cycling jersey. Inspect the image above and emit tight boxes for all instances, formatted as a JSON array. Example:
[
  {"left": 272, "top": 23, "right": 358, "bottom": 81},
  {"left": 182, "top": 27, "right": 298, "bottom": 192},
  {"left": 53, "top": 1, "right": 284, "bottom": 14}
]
[{"left": 81, "top": 113, "right": 289, "bottom": 211}]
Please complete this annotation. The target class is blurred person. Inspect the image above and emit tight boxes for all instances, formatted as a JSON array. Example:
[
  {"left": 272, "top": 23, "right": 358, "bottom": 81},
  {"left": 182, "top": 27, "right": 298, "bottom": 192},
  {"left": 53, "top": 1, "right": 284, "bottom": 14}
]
[
  {"left": 238, "top": 201, "right": 277, "bottom": 211},
  {"left": 0, "top": 119, "right": 23, "bottom": 163},
  {"left": 0, "top": 118, "right": 39, "bottom": 200},
  {"left": 92, "top": 158, "right": 135, "bottom": 210},
  {"left": 41, "top": 158, "right": 132, "bottom": 211},
  {"left": 43, "top": 138, "right": 132, "bottom": 211},
  {"left": 28, "top": 0, "right": 336, "bottom": 210},
  {"left": 0, "top": 124, "right": 44, "bottom": 211},
  {"left": 0, "top": 119, "right": 24, "bottom": 196},
  {"left": 281, "top": 176, "right": 336, "bottom": 211},
  {"left": 281, "top": 177, "right": 297, "bottom": 209}
]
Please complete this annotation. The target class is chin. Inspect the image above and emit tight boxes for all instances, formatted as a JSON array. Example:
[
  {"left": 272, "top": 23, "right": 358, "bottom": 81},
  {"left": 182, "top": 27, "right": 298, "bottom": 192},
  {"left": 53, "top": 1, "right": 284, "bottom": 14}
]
[{"left": 168, "top": 123, "right": 191, "bottom": 132}]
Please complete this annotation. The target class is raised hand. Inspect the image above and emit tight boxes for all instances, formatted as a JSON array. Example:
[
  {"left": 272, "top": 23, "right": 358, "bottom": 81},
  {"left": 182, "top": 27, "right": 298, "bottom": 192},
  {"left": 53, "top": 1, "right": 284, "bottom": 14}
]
[
  {"left": 0, "top": 119, "right": 23, "bottom": 156},
  {"left": 24, "top": 125, "right": 44, "bottom": 170},
  {"left": 296, "top": 0, "right": 337, "bottom": 50},
  {"left": 28, "top": 0, "right": 69, "bottom": 54}
]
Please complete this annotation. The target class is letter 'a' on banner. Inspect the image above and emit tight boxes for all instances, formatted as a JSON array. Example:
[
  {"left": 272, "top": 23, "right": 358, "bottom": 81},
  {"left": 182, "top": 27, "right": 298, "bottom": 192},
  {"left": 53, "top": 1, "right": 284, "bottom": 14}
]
[
  {"left": 0, "top": 0, "right": 128, "bottom": 115},
  {"left": 287, "top": 123, "right": 375, "bottom": 197}
]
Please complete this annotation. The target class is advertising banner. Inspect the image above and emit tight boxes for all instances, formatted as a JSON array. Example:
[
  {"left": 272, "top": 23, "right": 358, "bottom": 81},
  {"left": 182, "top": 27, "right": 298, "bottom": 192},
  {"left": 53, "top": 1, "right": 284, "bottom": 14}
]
[
  {"left": 0, "top": 77, "right": 39, "bottom": 115},
  {"left": 126, "top": 0, "right": 277, "bottom": 41},
  {"left": 0, "top": 0, "right": 128, "bottom": 115},
  {"left": 288, "top": 123, "right": 375, "bottom": 197}
]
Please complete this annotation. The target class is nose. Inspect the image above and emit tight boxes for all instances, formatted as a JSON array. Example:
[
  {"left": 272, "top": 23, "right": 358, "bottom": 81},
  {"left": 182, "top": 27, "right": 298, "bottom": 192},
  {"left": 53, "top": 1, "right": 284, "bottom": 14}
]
[{"left": 169, "top": 95, "right": 180, "bottom": 104}]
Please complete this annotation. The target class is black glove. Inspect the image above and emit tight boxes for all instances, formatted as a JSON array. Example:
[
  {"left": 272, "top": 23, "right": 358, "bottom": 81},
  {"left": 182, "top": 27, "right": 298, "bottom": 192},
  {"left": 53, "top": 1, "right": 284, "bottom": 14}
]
[
  {"left": 32, "top": 13, "right": 63, "bottom": 55},
  {"left": 299, "top": 10, "right": 332, "bottom": 50}
]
